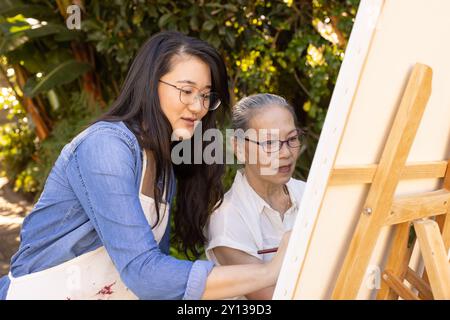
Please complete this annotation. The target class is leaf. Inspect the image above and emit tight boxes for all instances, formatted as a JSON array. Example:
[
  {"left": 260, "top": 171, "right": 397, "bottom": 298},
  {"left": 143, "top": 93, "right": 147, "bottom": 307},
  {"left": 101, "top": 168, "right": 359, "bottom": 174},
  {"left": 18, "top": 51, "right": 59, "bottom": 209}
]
[
  {"left": 81, "top": 19, "right": 103, "bottom": 31},
  {"left": 202, "top": 20, "right": 215, "bottom": 32},
  {"left": 223, "top": 4, "right": 239, "bottom": 12},
  {"left": 225, "top": 30, "right": 235, "bottom": 48},
  {"left": 189, "top": 16, "right": 199, "bottom": 31},
  {"left": 23, "top": 77, "right": 38, "bottom": 97},
  {"left": 147, "top": 5, "right": 158, "bottom": 18},
  {"left": 207, "top": 33, "right": 220, "bottom": 48},
  {"left": 23, "top": 60, "right": 91, "bottom": 97},
  {"left": 0, "top": 21, "right": 29, "bottom": 35},
  {"left": 0, "top": 33, "right": 28, "bottom": 54},
  {"left": 158, "top": 13, "right": 172, "bottom": 28},
  {"left": 179, "top": 21, "right": 189, "bottom": 35},
  {"left": 132, "top": 8, "right": 144, "bottom": 26},
  {"left": 0, "top": 1, "right": 50, "bottom": 18},
  {"left": 7, "top": 44, "right": 46, "bottom": 73},
  {"left": 0, "top": 22, "right": 69, "bottom": 47},
  {"left": 54, "top": 29, "right": 83, "bottom": 42},
  {"left": 24, "top": 24, "right": 67, "bottom": 39},
  {"left": 47, "top": 89, "right": 60, "bottom": 111}
]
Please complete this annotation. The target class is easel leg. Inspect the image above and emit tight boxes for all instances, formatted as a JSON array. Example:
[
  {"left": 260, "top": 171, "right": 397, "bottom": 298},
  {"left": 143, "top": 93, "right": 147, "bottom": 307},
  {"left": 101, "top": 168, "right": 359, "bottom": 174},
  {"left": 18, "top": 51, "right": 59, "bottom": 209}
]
[
  {"left": 332, "top": 64, "right": 433, "bottom": 299},
  {"left": 377, "top": 222, "right": 414, "bottom": 299},
  {"left": 438, "top": 159, "right": 450, "bottom": 252},
  {"left": 419, "top": 160, "right": 450, "bottom": 297},
  {"left": 381, "top": 269, "right": 420, "bottom": 300},
  {"left": 413, "top": 219, "right": 450, "bottom": 299},
  {"left": 405, "top": 267, "right": 433, "bottom": 299}
]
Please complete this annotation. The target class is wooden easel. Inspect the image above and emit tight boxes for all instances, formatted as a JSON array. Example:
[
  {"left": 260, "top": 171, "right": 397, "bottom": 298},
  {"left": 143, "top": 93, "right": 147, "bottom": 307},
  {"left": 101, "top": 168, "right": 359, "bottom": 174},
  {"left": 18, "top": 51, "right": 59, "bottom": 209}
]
[{"left": 328, "top": 63, "right": 450, "bottom": 300}]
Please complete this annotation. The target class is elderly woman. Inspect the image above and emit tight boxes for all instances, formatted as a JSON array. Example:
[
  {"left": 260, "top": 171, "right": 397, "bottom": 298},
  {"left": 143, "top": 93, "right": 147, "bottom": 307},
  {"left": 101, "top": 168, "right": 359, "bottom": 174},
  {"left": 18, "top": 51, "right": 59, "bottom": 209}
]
[{"left": 205, "top": 93, "right": 306, "bottom": 300}]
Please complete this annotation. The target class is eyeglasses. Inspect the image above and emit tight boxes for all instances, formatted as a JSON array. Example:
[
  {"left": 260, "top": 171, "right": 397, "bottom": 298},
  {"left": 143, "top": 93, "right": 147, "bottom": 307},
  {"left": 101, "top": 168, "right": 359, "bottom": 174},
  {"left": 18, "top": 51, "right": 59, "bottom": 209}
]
[
  {"left": 243, "top": 129, "right": 304, "bottom": 153},
  {"left": 159, "top": 79, "right": 221, "bottom": 111}
]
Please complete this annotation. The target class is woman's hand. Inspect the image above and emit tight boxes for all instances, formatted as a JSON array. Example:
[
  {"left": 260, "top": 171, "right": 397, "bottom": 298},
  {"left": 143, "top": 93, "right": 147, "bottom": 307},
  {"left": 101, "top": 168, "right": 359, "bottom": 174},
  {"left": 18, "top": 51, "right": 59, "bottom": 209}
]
[
  {"left": 266, "top": 230, "right": 292, "bottom": 284},
  {"left": 202, "top": 230, "right": 292, "bottom": 299}
]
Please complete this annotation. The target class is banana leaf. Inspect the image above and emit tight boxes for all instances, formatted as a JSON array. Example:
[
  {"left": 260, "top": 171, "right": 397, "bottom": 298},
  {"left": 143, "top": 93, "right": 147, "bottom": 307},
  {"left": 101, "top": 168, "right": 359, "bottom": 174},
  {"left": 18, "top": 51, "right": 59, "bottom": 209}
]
[{"left": 23, "top": 60, "right": 91, "bottom": 97}]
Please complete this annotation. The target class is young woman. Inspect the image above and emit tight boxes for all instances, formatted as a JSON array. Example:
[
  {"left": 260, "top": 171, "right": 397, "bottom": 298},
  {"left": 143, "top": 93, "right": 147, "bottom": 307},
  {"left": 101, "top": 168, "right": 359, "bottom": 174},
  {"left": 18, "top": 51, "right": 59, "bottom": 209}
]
[
  {"left": 0, "top": 32, "right": 290, "bottom": 300},
  {"left": 205, "top": 94, "right": 306, "bottom": 300}
]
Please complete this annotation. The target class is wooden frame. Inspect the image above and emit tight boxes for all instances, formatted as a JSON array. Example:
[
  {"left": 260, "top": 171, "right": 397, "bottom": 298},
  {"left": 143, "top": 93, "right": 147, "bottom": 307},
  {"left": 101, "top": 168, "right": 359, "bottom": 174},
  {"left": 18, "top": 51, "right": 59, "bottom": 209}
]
[
  {"left": 273, "top": 0, "right": 450, "bottom": 300},
  {"left": 332, "top": 63, "right": 434, "bottom": 298},
  {"left": 273, "top": 0, "right": 386, "bottom": 299}
]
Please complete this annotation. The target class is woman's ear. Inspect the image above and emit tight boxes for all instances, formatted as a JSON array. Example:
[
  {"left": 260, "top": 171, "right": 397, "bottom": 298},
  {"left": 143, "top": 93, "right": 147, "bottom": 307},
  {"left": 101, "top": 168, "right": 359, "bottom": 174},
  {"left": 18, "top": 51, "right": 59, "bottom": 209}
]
[{"left": 231, "top": 136, "right": 246, "bottom": 164}]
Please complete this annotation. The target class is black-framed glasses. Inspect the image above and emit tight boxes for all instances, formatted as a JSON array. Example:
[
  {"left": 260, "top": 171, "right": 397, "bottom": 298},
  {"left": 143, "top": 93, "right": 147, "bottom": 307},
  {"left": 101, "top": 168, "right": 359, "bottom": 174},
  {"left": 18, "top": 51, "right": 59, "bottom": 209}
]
[
  {"left": 243, "top": 129, "right": 304, "bottom": 153},
  {"left": 159, "top": 79, "right": 221, "bottom": 111}
]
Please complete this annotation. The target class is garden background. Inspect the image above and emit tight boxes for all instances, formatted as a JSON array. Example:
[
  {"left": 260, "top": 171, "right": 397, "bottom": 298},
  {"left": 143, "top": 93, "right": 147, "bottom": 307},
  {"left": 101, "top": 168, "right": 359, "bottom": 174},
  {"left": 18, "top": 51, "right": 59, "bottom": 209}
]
[{"left": 0, "top": 0, "right": 359, "bottom": 270}]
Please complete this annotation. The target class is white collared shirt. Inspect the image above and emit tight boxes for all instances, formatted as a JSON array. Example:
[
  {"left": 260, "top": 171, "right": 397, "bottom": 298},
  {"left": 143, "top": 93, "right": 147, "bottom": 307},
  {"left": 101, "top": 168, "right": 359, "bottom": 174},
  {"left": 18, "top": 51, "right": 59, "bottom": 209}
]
[{"left": 205, "top": 169, "right": 306, "bottom": 264}]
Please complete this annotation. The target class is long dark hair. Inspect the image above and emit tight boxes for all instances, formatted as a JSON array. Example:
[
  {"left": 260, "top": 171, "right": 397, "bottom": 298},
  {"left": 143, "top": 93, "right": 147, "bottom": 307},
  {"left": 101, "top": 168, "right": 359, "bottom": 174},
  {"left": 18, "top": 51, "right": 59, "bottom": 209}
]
[{"left": 94, "top": 31, "right": 229, "bottom": 259}]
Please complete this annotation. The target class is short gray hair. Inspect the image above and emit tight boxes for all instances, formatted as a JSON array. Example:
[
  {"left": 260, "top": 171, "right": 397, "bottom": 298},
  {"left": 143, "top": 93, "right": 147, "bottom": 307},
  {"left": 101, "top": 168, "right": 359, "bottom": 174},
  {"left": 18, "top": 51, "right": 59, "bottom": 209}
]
[{"left": 231, "top": 93, "right": 298, "bottom": 131}]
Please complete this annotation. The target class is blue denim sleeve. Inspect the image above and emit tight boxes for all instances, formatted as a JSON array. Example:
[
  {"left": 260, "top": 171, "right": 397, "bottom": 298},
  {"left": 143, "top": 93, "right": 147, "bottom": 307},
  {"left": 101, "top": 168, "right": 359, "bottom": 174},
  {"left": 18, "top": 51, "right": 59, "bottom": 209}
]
[
  {"left": 65, "top": 130, "right": 212, "bottom": 299},
  {"left": 182, "top": 260, "right": 215, "bottom": 300},
  {"left": 0, "top": 275, "right": 10, "bottom": 300},
  {"left": 158, "top": 218, "right": 171, "bottom": 255}
]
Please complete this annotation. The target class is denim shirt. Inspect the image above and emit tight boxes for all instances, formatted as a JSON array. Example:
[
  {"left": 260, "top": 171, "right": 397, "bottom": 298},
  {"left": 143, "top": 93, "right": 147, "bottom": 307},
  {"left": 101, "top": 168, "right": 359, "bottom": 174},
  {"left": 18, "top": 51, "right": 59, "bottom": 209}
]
[{"left": 0, "top": 121, "right": 214, "bottom": 300}]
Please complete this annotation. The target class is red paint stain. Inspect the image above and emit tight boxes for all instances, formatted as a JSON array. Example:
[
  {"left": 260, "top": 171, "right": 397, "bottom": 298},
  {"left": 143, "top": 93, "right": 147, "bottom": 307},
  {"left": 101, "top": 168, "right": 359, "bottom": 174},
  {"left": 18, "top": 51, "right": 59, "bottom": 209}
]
[{"left": 96, "top": 281, "right": 116, "bottom": 295}]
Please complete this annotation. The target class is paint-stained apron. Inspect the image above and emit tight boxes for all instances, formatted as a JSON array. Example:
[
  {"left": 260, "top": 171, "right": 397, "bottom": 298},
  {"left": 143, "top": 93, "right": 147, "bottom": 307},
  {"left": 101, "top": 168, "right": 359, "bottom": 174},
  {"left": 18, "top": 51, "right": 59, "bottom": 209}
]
[{"left": 6, "top": 150, "right": 169, "bottom": 300}]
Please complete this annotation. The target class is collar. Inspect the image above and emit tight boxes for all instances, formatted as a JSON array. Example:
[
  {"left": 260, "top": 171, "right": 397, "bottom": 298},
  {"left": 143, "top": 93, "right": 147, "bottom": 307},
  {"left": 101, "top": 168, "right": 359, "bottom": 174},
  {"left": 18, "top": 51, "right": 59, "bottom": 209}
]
[{"left": 236, "top": 169, "right": 298, "bottom": 215}]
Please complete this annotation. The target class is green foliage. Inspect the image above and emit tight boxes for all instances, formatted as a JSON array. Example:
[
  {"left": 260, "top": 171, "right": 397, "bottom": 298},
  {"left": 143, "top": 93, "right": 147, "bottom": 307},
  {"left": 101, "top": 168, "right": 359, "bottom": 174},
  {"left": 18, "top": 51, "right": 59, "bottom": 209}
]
[
  {"left": 0, "top": 0, "right": 361, "bottom": 258},
  {"left": 0, "top": 88, "right": 100, "bottom": 196},
  {"left": 0, "top": 107, "right": 36, "bottom": 191},
  {"left": 0, "top": 2, "right": 86, "bottom": 97},
  {"left": 1, "top": 0, "right": 361, "bottom": 180},
  {"left": 78, "top": 0, "right": 359, "bottom": 180},
  {"left": 23, "top": 60, "right": 91, "bottom": 97},
  {"left": 30, "top": 91, "right": 102, "bottom": 200}
]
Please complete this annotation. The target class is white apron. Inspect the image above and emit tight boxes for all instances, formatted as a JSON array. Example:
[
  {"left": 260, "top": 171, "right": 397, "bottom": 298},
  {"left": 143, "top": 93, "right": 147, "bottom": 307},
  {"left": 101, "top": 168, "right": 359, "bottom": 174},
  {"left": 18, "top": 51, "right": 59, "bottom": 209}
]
[{"left": 6, "top": 150, "right": 169, "bottom": 300}]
